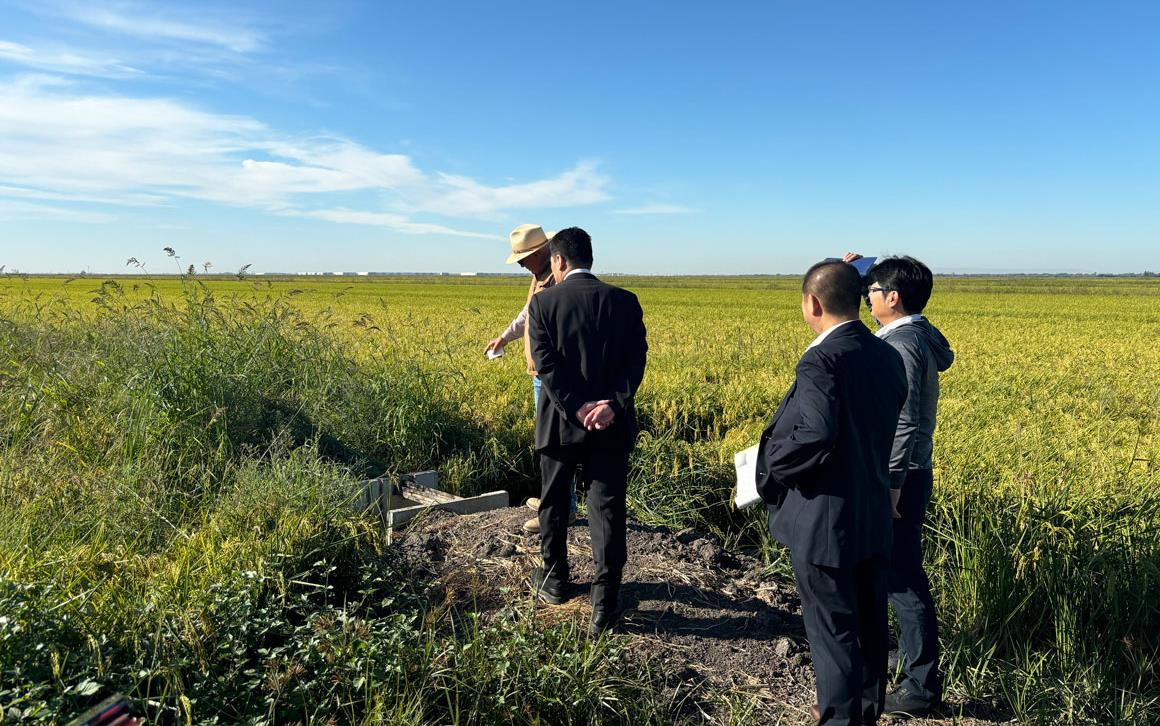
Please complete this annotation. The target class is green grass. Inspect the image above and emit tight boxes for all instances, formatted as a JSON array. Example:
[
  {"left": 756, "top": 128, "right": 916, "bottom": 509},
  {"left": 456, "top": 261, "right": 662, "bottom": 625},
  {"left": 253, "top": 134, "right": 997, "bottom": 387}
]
[
  {"left": 1, "top": 271, "right": 1158, "bottom": 723},
  {"left": 0, "top": 283, "right": 672, "bottom": 724}
]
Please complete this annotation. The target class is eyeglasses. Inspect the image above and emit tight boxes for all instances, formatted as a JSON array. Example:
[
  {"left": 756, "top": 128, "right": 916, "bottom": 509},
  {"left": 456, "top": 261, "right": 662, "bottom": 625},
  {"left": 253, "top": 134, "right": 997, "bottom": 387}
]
[{"left": 864, "top": 285, "right": 892, "bottom": 308}]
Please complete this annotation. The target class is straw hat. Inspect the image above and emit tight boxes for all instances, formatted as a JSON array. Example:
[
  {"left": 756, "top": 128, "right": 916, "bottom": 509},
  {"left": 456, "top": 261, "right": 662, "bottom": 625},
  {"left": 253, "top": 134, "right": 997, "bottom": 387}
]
[{"left": 506, "top": 224, "right": 554, "bottom": 264}]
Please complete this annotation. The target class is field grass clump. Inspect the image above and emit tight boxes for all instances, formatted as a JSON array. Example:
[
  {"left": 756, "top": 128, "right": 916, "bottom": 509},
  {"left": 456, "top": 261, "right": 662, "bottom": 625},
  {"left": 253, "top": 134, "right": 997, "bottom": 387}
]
[
  {"left": 932, "top": 476, "right": 1160, "bottom": 723},
  {"left": 0, "top": 285, "right": 670, "bottom": 724}
]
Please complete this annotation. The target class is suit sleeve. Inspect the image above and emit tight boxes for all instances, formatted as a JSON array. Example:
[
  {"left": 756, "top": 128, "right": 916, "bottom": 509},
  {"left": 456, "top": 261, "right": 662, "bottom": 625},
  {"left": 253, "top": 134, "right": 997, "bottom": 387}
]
[
  {"left": 887, "top": 336, "right": 923, "bottom": 489},
  {"left": 528, "top": 294, "right": 587, "bottom": 421},
  {"left": 761, "top": 353, "right": 840, "bottom": 490},
  {"left": 607, "top": 295, "right": 648, "bottom": 419}
]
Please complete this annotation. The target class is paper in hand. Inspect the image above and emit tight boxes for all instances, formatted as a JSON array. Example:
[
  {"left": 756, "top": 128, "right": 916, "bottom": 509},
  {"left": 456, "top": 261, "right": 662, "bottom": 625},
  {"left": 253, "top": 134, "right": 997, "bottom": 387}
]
[
  {"left": 486, "top": 347, "right": 505, "bottom": 360},
  {"left": 733, "top": 444, "right": 763, "bottom": 510}
]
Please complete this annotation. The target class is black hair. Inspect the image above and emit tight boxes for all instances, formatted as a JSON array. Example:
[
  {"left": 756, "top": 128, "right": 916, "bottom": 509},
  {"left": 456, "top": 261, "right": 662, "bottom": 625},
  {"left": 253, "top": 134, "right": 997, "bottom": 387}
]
[
  {"left": 802, "top": 260, "right": 862, "bottom": 317},
  {"left": 866, "top": 256, "right": 933, "bottom": 314},
  {"left": 548, "top": 227, "right": 593, "bottom": 269}
]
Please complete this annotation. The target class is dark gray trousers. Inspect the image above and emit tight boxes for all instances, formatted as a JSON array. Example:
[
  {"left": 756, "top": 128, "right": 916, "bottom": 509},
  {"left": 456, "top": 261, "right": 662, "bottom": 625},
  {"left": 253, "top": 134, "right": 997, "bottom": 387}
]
[{"left": 887, "top": 468, "right": 942, "bottom": 701}]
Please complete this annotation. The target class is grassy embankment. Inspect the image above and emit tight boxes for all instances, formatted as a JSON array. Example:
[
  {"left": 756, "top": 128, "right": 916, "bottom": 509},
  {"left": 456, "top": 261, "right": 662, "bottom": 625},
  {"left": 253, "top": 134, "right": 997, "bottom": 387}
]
[{"left": 1, "top": 272, "right": 1158, "bottom": 723}]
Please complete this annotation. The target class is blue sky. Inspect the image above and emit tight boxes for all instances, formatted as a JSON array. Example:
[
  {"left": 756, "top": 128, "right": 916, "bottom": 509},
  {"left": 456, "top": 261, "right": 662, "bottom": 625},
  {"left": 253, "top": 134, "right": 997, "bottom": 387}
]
[{"left": 0, "top": 1, "right": 1157, "bottom": 274}]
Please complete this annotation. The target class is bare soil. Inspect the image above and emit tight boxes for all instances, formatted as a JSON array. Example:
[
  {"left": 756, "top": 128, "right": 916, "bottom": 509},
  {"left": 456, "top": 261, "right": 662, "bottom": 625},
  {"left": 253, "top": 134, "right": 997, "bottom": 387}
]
[{"left": 396, "top": 506, "right": 1015, "bottom": 725}]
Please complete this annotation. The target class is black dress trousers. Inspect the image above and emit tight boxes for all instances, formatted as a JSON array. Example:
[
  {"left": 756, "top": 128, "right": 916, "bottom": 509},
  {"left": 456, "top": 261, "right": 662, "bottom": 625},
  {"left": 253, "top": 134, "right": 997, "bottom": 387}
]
[
  {"left": 539, "top": 437, "right": 629, "bottom": 604},
  {"left": 792, "top": 553, "right": 889, "bottom": 726}
]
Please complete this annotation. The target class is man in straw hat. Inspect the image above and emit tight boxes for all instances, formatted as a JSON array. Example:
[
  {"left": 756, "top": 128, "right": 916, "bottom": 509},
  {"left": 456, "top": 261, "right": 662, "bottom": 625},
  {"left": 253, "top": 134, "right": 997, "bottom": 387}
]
[{"left": 484, "top": 224, "right": 577, "bottom": 532}]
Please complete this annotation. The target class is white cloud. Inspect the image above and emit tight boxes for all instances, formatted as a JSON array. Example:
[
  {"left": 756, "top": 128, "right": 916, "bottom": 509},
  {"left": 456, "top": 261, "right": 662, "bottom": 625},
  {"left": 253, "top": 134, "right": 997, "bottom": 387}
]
[
  {"left": 0, "top": 79, "right": 610, "bottom": 237},
  {"left": 284, "top": 209, "right": 498, "bottom": 239},
  {"left": 61, "top": 4, "right": 265, "bottom": 53},
  {"left": 0, "top": 184, "right": 166, "bottom": 206},
  {"left": 262, "top": 141, "right": 425, "bottom": 189},
  {"left": 0, "top": 40, "right": 142, "bottom": 78},
  {"left": 0, "top": 199, "right": 116, "bottom": 222},
  {"left": 238, "top": 160, "right": 378, "bottom": 198},
  {"left": 419, "top": 161, "right": 610, "bottom": 217},
  {"left": 0, "top": 79, "right": 265, "bottom": 204},
  {"left": 3, "top": 73, "right": 77, "bottom": 91},
  {"left": 612, "top": 203, "right": 694, "bottom": 215}
]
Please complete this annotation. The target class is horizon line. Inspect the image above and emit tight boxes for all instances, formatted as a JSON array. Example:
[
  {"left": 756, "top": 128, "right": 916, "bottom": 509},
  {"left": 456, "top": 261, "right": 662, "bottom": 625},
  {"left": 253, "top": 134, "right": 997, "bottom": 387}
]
[{"left": 2, "top": 270, "right": 1157, "bottom": 278}]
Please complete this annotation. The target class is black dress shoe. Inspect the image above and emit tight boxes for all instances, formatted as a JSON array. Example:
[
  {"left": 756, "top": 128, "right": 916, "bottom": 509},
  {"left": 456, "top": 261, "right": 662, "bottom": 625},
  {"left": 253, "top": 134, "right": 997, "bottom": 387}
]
[
  {"left": 883, "top": 685, "right": 941, "bottom": 717},
  {"left": 589, "top": 582, "right": 622, "bottom": 635},
  {"left": 589, "top": 606, "right": 622, "bottom": 636},
  {"left": 529, "top": 567, "right": 569, "bottom": 605}
]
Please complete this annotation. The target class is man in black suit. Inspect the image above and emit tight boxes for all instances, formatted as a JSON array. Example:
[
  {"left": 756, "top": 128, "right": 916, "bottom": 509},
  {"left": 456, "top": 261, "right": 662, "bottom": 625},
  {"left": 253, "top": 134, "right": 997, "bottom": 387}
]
[
  {"left": 526, "top": 227, "right": 648, "bottom": 634},
  {"left": 756, "top": 261, "right": 908, "bottom": 725}
]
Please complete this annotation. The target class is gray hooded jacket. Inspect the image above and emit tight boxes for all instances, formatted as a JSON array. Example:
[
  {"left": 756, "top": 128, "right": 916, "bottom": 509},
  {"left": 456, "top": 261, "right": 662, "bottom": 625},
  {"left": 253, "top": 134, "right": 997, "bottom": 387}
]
[{"left": 878, "top": 317, "right": 954, "bottom": 488}]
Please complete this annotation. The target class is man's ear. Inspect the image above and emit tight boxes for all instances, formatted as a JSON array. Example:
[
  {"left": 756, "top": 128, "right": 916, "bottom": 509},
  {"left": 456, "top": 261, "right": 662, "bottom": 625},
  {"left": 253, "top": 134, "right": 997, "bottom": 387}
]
[{"left": 804, "top": 292, "right": 823, "bottom": 318}]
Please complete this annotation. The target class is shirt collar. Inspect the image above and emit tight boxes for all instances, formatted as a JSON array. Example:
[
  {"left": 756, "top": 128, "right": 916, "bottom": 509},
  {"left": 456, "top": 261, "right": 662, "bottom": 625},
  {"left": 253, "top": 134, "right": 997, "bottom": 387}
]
[
  {"left": 563, "top": 267, "right": 592, "bottom": 280},
  {"left": 875, "top": 314, "right": 923, "bottom": 338},
  {"left": 806, "top": 319, "right": 857, "bottom": 351}
]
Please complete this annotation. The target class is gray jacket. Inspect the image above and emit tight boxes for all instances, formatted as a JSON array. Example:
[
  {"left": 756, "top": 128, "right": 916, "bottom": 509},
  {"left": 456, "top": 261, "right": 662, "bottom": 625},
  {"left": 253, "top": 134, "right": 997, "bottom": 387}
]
[{"left": 879, "top": 318, "right": 954, "bottom": 488}]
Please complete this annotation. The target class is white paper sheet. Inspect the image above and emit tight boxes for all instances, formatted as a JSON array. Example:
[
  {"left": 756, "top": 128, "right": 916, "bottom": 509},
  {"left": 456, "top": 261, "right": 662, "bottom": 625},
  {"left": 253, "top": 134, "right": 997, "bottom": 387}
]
[{"left": 733, "top": 443, "right": 763, "bottom": 510}]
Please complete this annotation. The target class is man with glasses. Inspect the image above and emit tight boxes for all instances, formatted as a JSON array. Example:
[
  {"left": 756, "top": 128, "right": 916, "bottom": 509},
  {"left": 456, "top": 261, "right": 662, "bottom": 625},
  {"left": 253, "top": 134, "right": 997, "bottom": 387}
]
[{"left": 852, "top": 254, "right": 955, "bottom": 717}]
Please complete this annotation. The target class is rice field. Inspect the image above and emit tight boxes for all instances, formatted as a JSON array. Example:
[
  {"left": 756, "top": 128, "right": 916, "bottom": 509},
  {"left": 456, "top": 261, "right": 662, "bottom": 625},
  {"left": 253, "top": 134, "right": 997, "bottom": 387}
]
[{"left": 1, "top": 272, "right": 1157, "bottom": 723}]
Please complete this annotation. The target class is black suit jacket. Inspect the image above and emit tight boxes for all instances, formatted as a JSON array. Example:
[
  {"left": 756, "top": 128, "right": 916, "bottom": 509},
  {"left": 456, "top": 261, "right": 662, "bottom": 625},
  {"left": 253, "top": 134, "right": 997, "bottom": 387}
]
[
  {"left": 528, "top": 273, "right": 648, "bottom": 451},
  {"left": 756, "top": 321, "right": 907, "bottom": 568}
]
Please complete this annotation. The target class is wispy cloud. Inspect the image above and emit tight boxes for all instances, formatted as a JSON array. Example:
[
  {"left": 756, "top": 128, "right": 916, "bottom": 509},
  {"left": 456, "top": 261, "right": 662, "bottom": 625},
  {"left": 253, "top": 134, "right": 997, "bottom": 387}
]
[
  {"left": 0, "top": 184, "right": 166, "bottom": 206},
  {"left": 284, "top": 209, "right": 497, "bottom": 239},
  {"left": 0, "top": 198, "right": 116, "bottom": 223},
  {"left": 0, "top": 40, "right": 142, "bottom": 78},
  {"left": 612, "top": 203, "right": 693, "bottom": 215},
  {"left": 259, "top": 141, "right": 425, "bottom": 190},
  {"left": 0, "top": 79, "right": 610, "bottom": 237},
  {"left": 61, "top": 3, "right": 265, "bottom": 53},
  {"left": 419, "top": 161, "right": 610, "bottom": 217}
]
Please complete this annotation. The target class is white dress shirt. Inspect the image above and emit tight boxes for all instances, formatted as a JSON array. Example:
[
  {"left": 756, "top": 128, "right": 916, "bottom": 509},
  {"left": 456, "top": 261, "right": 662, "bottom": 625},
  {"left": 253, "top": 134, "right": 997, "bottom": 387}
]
[{"left": 806, "top": 319, "right": 857, "bottom": 351}]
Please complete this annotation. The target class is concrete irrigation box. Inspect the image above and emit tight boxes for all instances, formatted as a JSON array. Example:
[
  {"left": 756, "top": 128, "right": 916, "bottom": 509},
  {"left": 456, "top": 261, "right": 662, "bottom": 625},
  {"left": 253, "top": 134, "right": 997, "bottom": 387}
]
[{"left": 354, "top": 470, "right": 509, "bottom": 540}]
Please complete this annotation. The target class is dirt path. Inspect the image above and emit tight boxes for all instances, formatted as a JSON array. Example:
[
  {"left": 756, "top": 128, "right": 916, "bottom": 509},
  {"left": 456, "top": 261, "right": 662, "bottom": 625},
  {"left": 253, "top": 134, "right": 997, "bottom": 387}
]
[{"left": 396, "top": 507, "right": 1014, "bottom": 725}]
